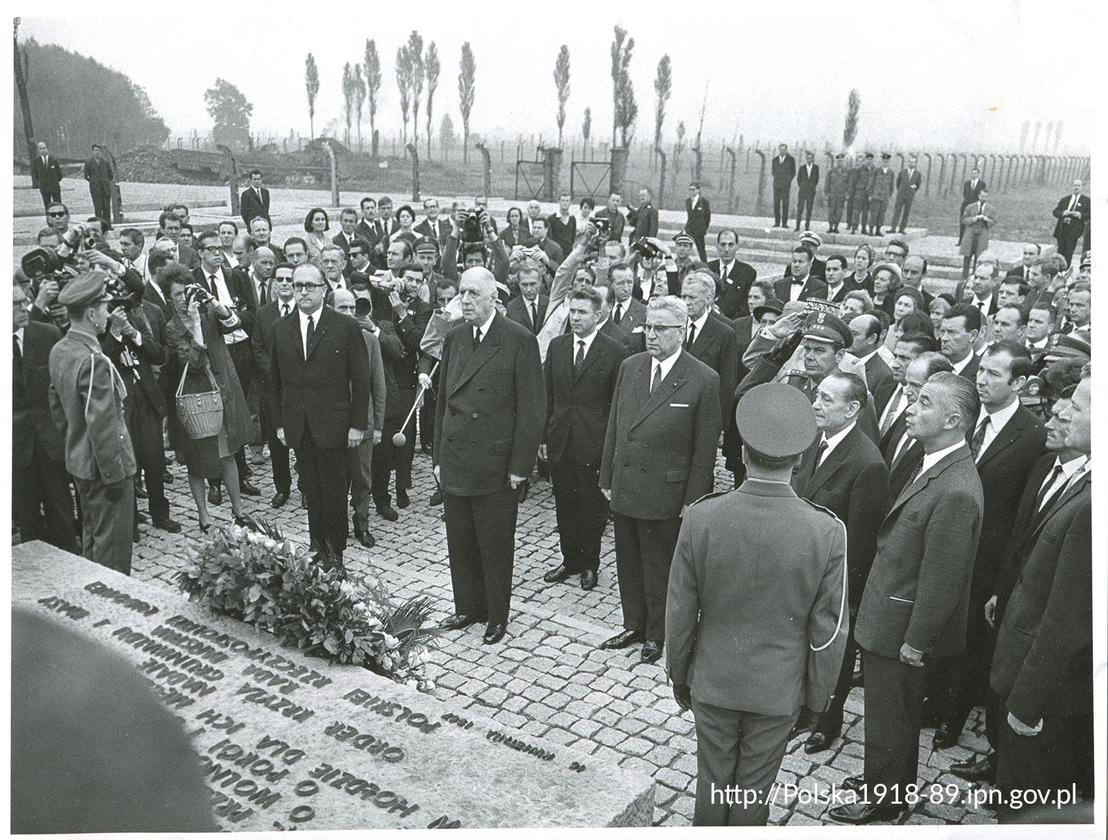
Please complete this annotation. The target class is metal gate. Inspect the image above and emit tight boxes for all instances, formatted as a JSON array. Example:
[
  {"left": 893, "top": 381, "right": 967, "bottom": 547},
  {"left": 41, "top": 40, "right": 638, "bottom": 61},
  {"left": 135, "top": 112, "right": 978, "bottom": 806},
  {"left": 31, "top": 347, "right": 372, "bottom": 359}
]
[
  {"left": 514, "top": 160, "right": 546, "bottom": 200},
  {"left": 570, "top": 160, "right": 612, "bottom": 202}
]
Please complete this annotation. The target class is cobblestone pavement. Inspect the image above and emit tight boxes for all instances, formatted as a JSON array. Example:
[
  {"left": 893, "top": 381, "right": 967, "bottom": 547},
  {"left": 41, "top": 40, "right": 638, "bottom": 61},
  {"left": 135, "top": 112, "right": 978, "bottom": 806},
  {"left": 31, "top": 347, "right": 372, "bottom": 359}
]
[{"left": 129, "top": 443, "right": 1000, "bottom": 827}]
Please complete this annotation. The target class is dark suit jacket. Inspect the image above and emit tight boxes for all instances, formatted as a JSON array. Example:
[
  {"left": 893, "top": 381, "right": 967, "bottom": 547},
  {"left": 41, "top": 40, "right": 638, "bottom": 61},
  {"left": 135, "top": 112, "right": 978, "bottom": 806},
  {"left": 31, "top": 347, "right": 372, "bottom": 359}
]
[
  {"left": 687, "top": 314, "right": 738, "bottom": 421},
  {"left": 709, "top": 259, "right": 758, "bottom": 318},
  {"left": 896, "top": 168, "right": 923, "bottom": 197},
  {"left": 506, "top": 295, "right": 549, "bottom": 334},
  {"left": 685, "top": 196, "right": 711, "bottom": 237},
  {"left": 192, "top": 266, "right": 258, "bottom": 337},
  {"left": 774, "top": 276, "right": 828, "bottom": 303},
  {"left": 543, "top": 331, "right": 629, "bottom": 466},
  {"left": 611, "top": 297, "right": 648, "bottom": 336},
  {"left": 101, "top": 302, "right": 168, "bottom": 420},
  {"left": 885, "top": 436, "right": 925, "bottom": 501},
  {"left": 240, "top": 186, "right": 271, "bottom": 228},
  {"left": 796, "top": 425, "right": 890, "bottom": 608},
  {"left": 599, "top": 351, "right": 722, "bottom": 520},
  {"left": 954, "top": 352, "right": 980, "bottom": 383},
  {"left": 628, "top": 203, "right": 659, "bottom": 241},
  {"left": 969, "top": 406, "right": 1046, "bottom": 602},
  {"left": 855, "top": 445, "right": 984, "bottom": 659},
  {"left": 862, "top": 352, "right": 895, "bottom": 402},
  {"left": 269, "top": 305, "right": 371, "bottom": 449},
  {"left": 772, "top": 154, "right": 797, "bottom": 187},
  {"left": 796, "top": 163, "right": 820, "bottom": 194},
  {"left": 415, "top": 217, "right": 451, "bottom": 246},
  {"left": 990, "top": 472, "right": 1090, "bottom": 722},
  {"left": 993, "top": 453, "right": 1075, "bottom": 618},
  {"left": 83, "top": 157, "right": 113, "bottom": 187},
  {"left": 962, "top": 178, "right": 987, "bottom": 207},
  {"left": 1052, "top": 193, "right": 1090, "bottom": 240},
  {"left": 14, "top": 322, "right": 66, "bottom": 467},
  {"left": 433, "top": 313, "right": 546, "bottom": 496},
  {"left": 599, "top": 317, "right": 635, "bottom": 353},
  {"left": 251, "top": 299, "right": 289, "bottom": 392},
  {"left": 31, "top": 155, "right": 63, "bottom": 193}
]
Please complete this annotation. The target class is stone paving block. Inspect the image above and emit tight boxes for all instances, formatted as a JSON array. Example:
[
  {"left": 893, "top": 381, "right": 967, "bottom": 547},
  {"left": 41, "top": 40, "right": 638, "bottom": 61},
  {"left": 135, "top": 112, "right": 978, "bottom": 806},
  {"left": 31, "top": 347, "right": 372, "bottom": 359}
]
[{"left": 653, "top": 767, "right": 693, "bottom": 793}]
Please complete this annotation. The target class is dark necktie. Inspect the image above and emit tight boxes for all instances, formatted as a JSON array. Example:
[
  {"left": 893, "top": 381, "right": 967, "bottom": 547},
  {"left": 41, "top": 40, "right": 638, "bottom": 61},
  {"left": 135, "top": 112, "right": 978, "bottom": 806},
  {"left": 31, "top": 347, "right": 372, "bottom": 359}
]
[
  {"left": 473, "top": 327, "right": 481, "bottom": 348},
  {"left": 1034, "top": 463, "right": 1066, "bottom": 512},
  {"left": 614, "top": 302, "right": 623, "bottom": 324},
  {"left": 650, "top": 364, "right": 662, "bottom": 394},
  {"left": 880, "top": 387, "right": 903, "bottom": 436},
  {"left": 530, "top": 301, "right": 538, "bottom": 331},
  {"left": 685, "top": 323, "right": 696, "bottom": 350},
  {"left": 281, "top": 303, "right": 290, "bottom": 317},
  {"left": 13, "top": 334, "right": 24, "bottom": 384},
  {"left": 574, "top": 339, "right": 585, "bottom": 375},
  {"left": 207, "top": 274, "right": 218, "bottom": 295},
  {"left": 305, "top": 314, "right": 315, "bottom": 353},
  {"left": 970, "top": 417, "right": 989, "bottom": 459},
  {"left": 257, "top": 279, "right": 268, "bottom": 307},
  {"left": 814, "top": 439, "right": 829, "bottom": 470}
]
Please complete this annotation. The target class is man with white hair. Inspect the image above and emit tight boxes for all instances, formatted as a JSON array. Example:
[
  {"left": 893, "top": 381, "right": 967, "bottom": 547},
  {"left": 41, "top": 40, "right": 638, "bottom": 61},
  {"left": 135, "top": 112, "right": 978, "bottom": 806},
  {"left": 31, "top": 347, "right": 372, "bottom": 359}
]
[
  {"left": 598, "top": 296, "right": 723, "bottom": 664},
  {"left": 435, "top": 268, "right": 546, "bottom": 645},
  {"left": 681, "top": 271, "right": 738, "bottom": 420}
]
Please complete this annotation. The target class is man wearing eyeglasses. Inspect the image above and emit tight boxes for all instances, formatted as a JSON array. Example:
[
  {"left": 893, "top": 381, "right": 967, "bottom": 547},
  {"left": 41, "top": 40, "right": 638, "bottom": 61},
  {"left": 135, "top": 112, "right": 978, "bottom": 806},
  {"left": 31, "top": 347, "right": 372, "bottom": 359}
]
[
  {"left": 599, "top": 296, "right": 723, "bottom": 664},
  {"left": 416, "top": 198, "right": 450, "bottom": 247},
  {"left": 269, "top": 263, "right": 371, "bottom": 568},
  {"left": 45, "top": 202, "right": 70, "bottom": 236}
]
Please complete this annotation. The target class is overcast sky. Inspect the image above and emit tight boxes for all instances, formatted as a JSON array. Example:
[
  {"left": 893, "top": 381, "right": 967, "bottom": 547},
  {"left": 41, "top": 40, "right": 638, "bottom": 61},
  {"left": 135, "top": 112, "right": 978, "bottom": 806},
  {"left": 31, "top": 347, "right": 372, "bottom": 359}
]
[{"left": 19, "top": 0, "right": 1096, "bottom": 153}]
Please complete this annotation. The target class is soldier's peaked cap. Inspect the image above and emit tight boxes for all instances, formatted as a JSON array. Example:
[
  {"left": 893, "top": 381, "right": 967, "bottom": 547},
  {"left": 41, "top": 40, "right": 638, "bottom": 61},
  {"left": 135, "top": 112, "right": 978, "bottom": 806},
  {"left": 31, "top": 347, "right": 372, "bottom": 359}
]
[{"left": 736, "top": 383, "right": 818, "bottom": 459}]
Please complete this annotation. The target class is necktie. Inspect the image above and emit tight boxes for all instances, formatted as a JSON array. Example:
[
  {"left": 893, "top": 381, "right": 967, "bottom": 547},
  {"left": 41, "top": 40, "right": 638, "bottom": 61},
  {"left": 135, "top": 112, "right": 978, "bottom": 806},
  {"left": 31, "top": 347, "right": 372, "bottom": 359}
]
[
  {"left": 1034, "top": 464, "right": 1066, "bottom": 512},
  {"left": 905, "top": 457, "right": 924, "bottom": 488},
  {"left": 970, "top": 416, "right": 989, "bottom": 459},
  {"left": 574, "top": 339, "right": 585, "bottom": 374},
  {"left": 281, "top": 303, "right": 290, "bottom": 317},
  {"left": 686, "top": 323, "right": 696, "bottom": 349},
  {"left": 13, "top": 334, "right": 24, "bottom": 382},
  {"left": 880, "top": 387, "right": 903, "bottom": 436},
  {"left": 814, "top": 439, "right": 829, "bottom": 470},
  {"left": 614, "top": 302, "right": 623, "bottom": 324},
  {"left": 650, "top": 364, "right": 662, "bottom": 394},
  {"left": 530, "top": 301, "right": 538, "bottom": 331},
  {"left": 207, "top": 274, "right": 218, "bottom": 294},
  {"left": 473, "top": 327, "right": 481, "bottom": 348},
  {"left": 305, "top": 314, "right": 315, "bottom": 354},
  {"left": 257, "top": 279, "right": 268, "bottom": 307},
  {"left": 1069, "top": 194, "right": 1078, "bottom": 213},
  {"left": 890, "top": 433, "right": 910, "bottom": 470}
]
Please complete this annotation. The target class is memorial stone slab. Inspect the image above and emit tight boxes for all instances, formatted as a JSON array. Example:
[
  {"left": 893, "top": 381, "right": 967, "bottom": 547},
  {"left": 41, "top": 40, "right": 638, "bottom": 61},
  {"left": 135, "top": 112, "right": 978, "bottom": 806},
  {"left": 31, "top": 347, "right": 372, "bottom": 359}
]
[{"left": 12, "top": 542, "right": 655, "bottom": 830}]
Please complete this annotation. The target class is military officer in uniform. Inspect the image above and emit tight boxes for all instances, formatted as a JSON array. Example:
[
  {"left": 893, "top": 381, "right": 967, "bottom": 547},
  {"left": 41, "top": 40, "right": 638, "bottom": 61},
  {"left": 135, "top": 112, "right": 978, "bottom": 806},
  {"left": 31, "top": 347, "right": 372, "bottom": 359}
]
[
  {"left": 867, "top": 153, "right": 896, "bottom": 236},
  {"left": 825, "top": 154, "right": 850, "bottom": 233},
  {"left": 667, "top": 382, "right": 848, "bottom": 826},
  {"left": 48, "top": 272, "right": 137, "bottom": 574},
  {"left": 848, "top": 153, "right": 874, "bottom": 234}
]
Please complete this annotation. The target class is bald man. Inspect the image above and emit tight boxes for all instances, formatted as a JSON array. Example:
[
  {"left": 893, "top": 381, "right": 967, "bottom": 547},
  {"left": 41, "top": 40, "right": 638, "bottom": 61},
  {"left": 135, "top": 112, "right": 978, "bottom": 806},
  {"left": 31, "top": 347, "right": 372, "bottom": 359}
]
[{"left": 434, "top": 268, "right": 546, "bottom": 645}]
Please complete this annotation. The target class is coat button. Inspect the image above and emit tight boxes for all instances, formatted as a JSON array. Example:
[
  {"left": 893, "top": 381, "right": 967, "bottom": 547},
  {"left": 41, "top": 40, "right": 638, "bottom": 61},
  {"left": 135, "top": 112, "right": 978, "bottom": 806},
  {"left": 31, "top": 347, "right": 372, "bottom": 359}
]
[{"left": 472, "top": 412, "right": 478, "bottom": 418}]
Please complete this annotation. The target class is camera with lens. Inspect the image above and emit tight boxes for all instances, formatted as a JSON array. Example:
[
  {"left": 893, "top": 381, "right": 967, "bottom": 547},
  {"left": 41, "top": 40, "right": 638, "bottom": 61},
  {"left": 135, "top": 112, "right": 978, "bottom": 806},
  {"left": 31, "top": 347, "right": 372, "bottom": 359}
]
[
  {"left": 630, "top": 237, "right": 662, "bottom": 261},
  {"left": 183, "top": 283, "right": 215, "bottom": 312},
  {"left": 460, "top": 209, "right": 485, "bottom": 243},
  {"left": 591, "top": 216, "right": 612, "bottom": 238}
]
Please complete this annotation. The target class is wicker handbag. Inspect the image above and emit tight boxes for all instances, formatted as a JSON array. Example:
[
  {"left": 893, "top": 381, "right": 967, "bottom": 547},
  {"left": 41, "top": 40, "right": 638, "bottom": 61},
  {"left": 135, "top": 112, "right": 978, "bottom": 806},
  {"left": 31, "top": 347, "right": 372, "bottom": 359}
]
[{"left": 175, "top": 360, "right": 224, "bottom": 440}]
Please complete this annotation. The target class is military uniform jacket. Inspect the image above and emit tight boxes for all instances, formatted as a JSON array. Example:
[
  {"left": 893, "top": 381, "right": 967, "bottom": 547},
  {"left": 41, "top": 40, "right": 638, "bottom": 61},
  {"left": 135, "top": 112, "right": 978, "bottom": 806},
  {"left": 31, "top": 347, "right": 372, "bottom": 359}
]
[
  {"left": 48, "top": 327, "right": 136, "bottom": 484},
  {"left": 825, "top": 167, "right": 850, "bottom": 198},
  {"left": 990, "top": 472, "right": 1090, "bottom": 722},
  {"left": 868, "top": 167, "right": 895, "bottom": 201},
  {"left": 847, "top": 166, "right": 873, "bottom": 198},
  {"left": 855, "top": 446, "right": 983, "bottom": 659},
  {"left": 666, "top": 482, "right": 848, "bottom": 715},
  {"left": 599, "top": 350, "right": 722, "bottom": 520}
]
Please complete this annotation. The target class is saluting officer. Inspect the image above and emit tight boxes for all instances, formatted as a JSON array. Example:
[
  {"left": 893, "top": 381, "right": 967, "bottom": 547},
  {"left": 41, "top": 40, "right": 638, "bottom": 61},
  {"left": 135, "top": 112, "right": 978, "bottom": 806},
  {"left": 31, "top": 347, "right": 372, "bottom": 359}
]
[
  {"left": 667, "top": 382, "right": 848, "bottom": 826},
  {"left": 48, "top": 272, "right": 137, "bottom": 574}
]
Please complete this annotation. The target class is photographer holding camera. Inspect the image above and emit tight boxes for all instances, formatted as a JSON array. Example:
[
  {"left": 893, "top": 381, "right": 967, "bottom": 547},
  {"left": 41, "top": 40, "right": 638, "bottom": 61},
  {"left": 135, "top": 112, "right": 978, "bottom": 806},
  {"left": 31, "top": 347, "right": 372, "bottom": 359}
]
[
  {"left": 441, "top": 207, "right": 510, "bottom": 287},
  {"left": 48, "top": 272, "right": 137, "bottom": 574}
]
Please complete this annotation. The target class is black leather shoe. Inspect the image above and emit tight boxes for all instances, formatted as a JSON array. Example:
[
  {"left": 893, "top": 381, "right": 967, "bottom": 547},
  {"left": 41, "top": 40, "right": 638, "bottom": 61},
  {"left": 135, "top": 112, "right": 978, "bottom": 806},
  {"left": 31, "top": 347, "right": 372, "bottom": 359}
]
[
  {"left": 355, "top": 526, "right": 376, "bottom": 549},
  {"left": 580, "top": 569, "right": 598, "bottom": 591},
  {"left": 950, "top": 751, "right": 997, "bottom": 783},
  {"left": 429, "top": 489, "right": 443, "bottom": 506},
  {"left": 239, "top": 479, "right": 262, "bottom": 497},
  {"left": 135, "top": 483, "right": 148, "bottom": 499},
  {"left": 841, "top": 775, "right": 864, "bottom": 794},
  {"left": 396, "top": 489, "right": 410, "bottom": 509},
  {"left": 233, "top": 514, "right": 254, "bottom": 528},
  {"left": 153, "top": 517, "right": 182, "bottom": 533},
  {"left": 932, "top": 723, "right": 960, "bottom": 750},
  {"left": 483, "top": 623, "right": 506, "bottom": 645},
  {"left": 828, "top": 802, "right": 906, "bottom": 824},
  {"left": 543, "top": 564, "right": 572, "bottom": 584},
  {"left": 439, "top": 613, "right": 486, "bottom": 631},
  {"left": 599, "top": 629, "right": 645, "bottom": 650},
  {"left": 640, "top": 640, "right": 664, "bottom": 663},
  {"left": 377, "top": 505, "right": 399, "bottom": 522},
  {"left": 850, "top": 667, "right": 864, "bottom": 688},
  {"left": 208, "top": 484, "right": 222, "bottom": 506},
  {"left": 271, "top": 491, "right": 290, "bottom": 508},
  {"left": 789, "top": 708, "right": 816, "bottom": 740},
  {"left": 804, "top": 729, "right": 840, "bottom": 754}
]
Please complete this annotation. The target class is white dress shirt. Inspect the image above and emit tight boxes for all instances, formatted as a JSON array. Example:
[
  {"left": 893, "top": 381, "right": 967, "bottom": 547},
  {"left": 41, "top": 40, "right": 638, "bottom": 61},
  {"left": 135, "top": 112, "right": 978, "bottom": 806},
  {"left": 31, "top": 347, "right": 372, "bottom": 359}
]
[
  {"left": 817, "top": 421, "right": 856, "bottom": 468},
  {"left": 571, "top": 326, "right": 599, "bottom": 362},
  {"left": 916, "top": 440, "right": 967, "bottom": 483},
  {"left": 951, "top": 351, "right": 975, "bottom": 376},
  {"left": 473, "top": 309, "right": 496, "bottom": 343},
  {"left": 299, "top": 304, "right": 324, "bottom": 356},
  {"left": 973, "top": 398, "right": 1020, "bottom": 461},
  {"left": 206, "top": 269, "right": 248, "bottom": 345},
  {"left": 14, "top": 327, "right": 24, "bottom": 356},
  {"left": 878, "top": 383, "right": 907, "bottom": 430},
  {"left": 1036, "top": 454, "right": 1088, "bottom": 511},
  {"left": 650, "top": 348, "right": 681, "bottom": 388},
  {"left": 686, "top": 310, "right": 710, "bottom": 347}
]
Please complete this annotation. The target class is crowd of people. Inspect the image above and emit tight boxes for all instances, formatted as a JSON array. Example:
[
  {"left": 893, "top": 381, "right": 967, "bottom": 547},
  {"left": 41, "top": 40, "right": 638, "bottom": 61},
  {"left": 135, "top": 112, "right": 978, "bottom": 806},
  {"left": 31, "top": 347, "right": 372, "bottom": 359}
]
[{"left": 13, "top": 165, "right": 1092, "bottom": 826}]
